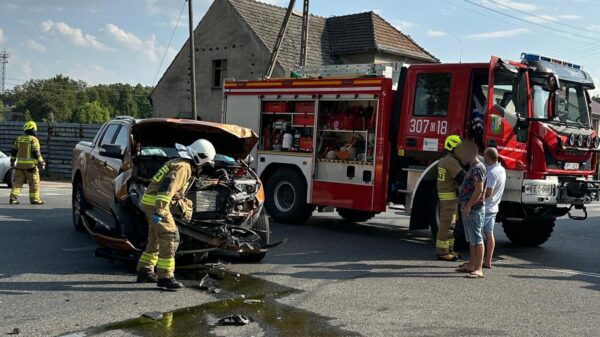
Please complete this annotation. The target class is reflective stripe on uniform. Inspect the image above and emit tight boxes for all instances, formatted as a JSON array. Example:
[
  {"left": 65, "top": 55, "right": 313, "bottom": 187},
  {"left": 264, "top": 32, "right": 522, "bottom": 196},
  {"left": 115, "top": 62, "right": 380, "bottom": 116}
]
[
  {"left": 139, "top": 252, "right": 158, "bottom": 266},
  {"left": 152, "top": 165, "right": 170, "bottom": 183},
  {"left": 155, "top": 193, "right": 171, "bottom": 203},
  {"left": 142, "top": 194, "right": 156, "bottom": 206},
  {"left": 436, "top": 239, "right": 450, "bottom": 249},
  {"left": 156, "top": 257, "right": 175, "bottom": 270},
  {"left": 448, "top": 238, "right": 455, "bottom": 248},
  {"left": 438, "top": 192, "right": 457, "bottom": 201}
]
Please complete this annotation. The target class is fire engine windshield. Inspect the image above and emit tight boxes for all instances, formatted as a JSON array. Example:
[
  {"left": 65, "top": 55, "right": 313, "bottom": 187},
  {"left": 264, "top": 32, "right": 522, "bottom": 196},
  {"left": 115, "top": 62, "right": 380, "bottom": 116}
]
[{"left": 533, "top": 82, "right": 591, "bottom": 127}]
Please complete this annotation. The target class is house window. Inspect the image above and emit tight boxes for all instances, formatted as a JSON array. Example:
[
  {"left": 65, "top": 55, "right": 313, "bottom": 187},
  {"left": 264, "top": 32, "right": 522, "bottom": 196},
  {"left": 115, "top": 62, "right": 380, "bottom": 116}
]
[
  {"left": 413, "top": 73, "right": 452, "bottom": 117},
  {"left": 212, "top": 59, "right": 227, "bottom": 88}
]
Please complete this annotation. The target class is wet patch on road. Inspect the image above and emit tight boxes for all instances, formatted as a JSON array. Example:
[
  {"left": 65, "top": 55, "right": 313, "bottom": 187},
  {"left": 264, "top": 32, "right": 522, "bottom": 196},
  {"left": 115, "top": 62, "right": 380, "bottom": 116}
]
[{"left": 57, "top": 269, "right": 361, "bottom": 337}]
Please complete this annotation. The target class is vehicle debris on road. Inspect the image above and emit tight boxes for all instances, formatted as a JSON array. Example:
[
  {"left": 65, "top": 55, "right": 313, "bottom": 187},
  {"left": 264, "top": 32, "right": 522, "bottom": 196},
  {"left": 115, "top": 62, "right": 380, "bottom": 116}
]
[
  {"left": 141, "top": 311, "right": 163, "bottom": 321},
  {"left": 217, "top": 314, "right": 253, "bottom": 326}
]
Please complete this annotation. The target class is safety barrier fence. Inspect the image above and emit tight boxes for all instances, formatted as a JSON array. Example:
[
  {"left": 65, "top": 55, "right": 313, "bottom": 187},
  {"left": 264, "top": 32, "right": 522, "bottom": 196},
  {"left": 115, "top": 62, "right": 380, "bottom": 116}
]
[{"left": 0, "top": 122, "right": 102, "bottom": 178}]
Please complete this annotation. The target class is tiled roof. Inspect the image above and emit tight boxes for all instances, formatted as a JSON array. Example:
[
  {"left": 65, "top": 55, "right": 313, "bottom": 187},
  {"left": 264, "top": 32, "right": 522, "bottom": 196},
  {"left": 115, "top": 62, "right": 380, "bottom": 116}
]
[
  {"left": 326, "top": 12, "right": 438, "bottom": 62},
  {"left": 229, "top": 0, "right": 336, "bottom": 69},
  {"left": 228, "top": 0, "right": 438, "bottom": 69}
]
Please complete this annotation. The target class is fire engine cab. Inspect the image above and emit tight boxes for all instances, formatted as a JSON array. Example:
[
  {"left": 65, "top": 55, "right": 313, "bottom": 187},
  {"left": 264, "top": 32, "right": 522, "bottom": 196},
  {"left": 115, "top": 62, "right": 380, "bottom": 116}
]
[{"left": 223, "top": 54, "right": 598, "bottom": 246}]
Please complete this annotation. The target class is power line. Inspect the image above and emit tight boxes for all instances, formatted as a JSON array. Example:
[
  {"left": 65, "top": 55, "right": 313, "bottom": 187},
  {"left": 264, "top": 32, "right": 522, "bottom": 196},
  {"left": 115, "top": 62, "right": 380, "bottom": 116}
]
[
  {"left": 463, "top": 0, "right": 600, "bottom": 44},
  {"left": 152, "top": 0, "right": 187, "bottom": 87},
  {"left": 444, "top": 0, "right": 593, "bottom": 47}
]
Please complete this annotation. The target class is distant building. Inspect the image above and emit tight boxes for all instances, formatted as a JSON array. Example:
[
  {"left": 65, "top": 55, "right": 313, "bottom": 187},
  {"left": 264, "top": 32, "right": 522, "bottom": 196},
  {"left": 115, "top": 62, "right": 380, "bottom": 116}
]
[{"left": 151, "top": 0, "right": 438, "bottom": 122}]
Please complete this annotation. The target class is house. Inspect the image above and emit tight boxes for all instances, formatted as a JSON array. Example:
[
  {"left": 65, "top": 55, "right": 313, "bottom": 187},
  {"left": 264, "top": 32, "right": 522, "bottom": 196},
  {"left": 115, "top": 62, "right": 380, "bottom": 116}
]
[{"left": 150, "top": 0, "right": 438, "bottom": 122}]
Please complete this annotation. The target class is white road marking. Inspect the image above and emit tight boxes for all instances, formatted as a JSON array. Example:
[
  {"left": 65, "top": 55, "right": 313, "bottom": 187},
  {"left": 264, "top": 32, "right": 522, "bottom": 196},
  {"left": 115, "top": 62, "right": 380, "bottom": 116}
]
[{"left": 496, "top": 260, "right": 600, "bottom": 279}]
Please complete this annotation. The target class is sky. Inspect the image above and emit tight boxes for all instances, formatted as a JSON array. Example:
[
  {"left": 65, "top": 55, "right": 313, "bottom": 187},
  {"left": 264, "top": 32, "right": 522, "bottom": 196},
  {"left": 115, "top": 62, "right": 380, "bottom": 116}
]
[{"left": 0, "top": 0, "right": 599, "bottom": 96}]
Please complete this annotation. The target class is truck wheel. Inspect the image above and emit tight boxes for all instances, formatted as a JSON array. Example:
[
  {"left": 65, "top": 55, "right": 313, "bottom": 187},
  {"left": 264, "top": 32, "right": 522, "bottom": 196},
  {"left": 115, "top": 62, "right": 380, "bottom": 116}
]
[
  {"left": 265, "top": 167, "right": 313, "bottom": 224},
  {"left": 72, "top": 182, "right": 88, "bottom": 232},
  {"left": 4, "top": 168, "right": 14, "bottom": 188},
  {"left": 239, "top": 209, "right": 270, "bottom": 263},
  {"left": 430, "top": 197, "right": 468, "bottom": 250},
  {"left": 502, "top": 219, "right": 555, "bottom": 246},
  {"left": 337, "top": 208, "right": 376, "bottom": 223}
]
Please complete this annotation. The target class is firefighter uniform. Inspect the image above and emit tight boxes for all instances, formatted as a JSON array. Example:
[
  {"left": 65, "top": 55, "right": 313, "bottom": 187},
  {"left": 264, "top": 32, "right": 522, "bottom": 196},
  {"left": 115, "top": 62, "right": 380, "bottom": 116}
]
[
  {"left": 436, "top": 136, "right": 465, "bottom": 260},
  {"left": 10, "top": 121, "right": 45, "bottom": 205},
  {"left": 137, "top": 158, "right": 193, "bottom": 280}
]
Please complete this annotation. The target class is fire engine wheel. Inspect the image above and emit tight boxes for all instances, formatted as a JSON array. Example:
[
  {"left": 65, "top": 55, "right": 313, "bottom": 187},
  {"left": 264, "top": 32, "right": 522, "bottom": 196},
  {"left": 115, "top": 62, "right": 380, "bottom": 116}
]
[
  {"left": 72, "top": 182, "right": 88, "bottom": 232},
  {"left": 502, "top": 219, "right": 555, "bottom": 246},
  {"left": 430, "top": 196, "right": 468, "bottom": 250},
  {"left": 265, "top": 167, "right": 312, "bottom": 224},
  {"left": 337, "top": 208, "right": 376, "bottom": 223}
]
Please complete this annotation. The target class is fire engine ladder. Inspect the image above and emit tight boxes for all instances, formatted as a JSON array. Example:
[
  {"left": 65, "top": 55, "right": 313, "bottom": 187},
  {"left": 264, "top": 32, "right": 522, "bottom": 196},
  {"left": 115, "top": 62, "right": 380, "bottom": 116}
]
[{"left": 291, "top": 63, "right": 404, "bottom": 78}]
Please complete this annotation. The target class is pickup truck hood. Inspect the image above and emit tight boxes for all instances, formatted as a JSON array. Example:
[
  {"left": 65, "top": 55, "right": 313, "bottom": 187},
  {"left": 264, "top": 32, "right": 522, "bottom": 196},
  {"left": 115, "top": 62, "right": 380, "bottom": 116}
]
[{"left": 132, "top": 118, "right": 258, "bottom": 158}]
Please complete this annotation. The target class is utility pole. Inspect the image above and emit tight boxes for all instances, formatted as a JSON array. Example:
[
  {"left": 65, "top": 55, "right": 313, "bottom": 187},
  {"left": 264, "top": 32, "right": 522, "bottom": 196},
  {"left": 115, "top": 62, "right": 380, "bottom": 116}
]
[
  {"left": 299, "top": 0, "right": 310, "bottom": 67},
  {"left": 265, "top": 0, "right": 296, "bottom": 78},
  {"left": 188, "top": 0, "right": 197, "bottom": 120},
  {"left": 0, "top": 50, "right": 8, "bottom": 95}
]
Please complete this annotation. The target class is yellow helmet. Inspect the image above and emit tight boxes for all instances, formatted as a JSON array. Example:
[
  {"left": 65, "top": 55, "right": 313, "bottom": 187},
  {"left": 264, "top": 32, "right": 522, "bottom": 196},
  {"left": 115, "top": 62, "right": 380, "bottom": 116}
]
[
  {"left": 444, "top": 135, "right": 462, "bottom": 151},
  {"left": 23, "top": 121, "right": 38, "bottom": 132}
]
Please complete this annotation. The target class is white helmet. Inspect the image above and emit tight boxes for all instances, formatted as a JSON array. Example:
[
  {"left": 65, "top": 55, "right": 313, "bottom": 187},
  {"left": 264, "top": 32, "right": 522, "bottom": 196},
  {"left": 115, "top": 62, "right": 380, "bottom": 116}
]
[{"left": 176, "top": 139, "right": 216, "bottom": 166}]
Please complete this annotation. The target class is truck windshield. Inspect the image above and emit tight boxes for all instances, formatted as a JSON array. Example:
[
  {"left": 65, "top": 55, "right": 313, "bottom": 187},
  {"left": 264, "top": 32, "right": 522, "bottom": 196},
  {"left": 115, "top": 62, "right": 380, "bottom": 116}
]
[
  {"left": 533, "top": 82, "right": 590, "bottom": 127},
  {"left": 555, "top": 82, "right": 590, "bottom": 127}
]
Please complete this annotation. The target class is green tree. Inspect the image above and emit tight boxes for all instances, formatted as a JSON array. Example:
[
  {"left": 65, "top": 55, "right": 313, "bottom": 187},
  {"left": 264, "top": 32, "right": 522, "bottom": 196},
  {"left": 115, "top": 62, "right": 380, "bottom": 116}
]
[{"left": 71, "top": 101, "right": 111, "bottom": 124}]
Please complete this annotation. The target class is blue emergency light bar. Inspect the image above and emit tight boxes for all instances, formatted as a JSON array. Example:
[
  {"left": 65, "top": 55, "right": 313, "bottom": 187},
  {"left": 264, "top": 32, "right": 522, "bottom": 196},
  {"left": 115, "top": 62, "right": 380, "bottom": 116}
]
[{"left": 521, "top": 53, "right": 582, "bottom": 70}]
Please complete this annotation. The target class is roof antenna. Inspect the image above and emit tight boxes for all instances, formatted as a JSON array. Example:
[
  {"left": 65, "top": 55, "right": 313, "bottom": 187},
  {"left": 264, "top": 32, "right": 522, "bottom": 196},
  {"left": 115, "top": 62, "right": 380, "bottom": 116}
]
[{"left": 454, "top": 35, "right": 462, "bottom": 63}]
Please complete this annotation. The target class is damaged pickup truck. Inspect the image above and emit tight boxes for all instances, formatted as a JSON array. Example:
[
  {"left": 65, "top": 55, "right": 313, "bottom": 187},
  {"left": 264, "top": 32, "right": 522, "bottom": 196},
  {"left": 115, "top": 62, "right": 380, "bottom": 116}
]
[{"left": 72, "top": 116, "right": 275, "bottom": 263}]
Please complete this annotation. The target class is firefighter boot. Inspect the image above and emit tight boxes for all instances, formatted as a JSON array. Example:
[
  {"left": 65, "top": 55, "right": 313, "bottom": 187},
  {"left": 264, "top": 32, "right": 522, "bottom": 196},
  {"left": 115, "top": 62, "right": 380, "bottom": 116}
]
[
  {"left": 30, "top": 200, "right": 45, "bottom": 205},
  {"left": 157, "top": 277, "right": 184, "bottom": 290},
  {"left": 9, "top": 196, "right": 19, "bottom": 205},
  {"left": 437, "top": 253, "right": 459, "bottom": 262},
  {"left": 136, "top": 269, "right": 158, "bottom": 283}
]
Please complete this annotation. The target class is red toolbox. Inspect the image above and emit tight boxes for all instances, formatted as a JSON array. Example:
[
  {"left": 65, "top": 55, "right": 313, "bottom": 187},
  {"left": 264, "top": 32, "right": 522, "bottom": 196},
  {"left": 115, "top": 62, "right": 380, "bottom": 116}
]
[
  {"left": 293, "top": 113, "right": 315, "bottom": 126},
  {"left": 264, "top": 102, "right": 289, "bottom": 113},
  {"left": 294, "top": 102, "right": 315, "bottom": 114}
]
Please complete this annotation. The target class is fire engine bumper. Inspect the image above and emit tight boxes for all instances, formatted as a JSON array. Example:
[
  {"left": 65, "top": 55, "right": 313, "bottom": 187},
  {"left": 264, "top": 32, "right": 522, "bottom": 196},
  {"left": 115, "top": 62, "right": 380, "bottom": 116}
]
[{"left": 521, "top": 176, "right": 600, "bottom": 219}]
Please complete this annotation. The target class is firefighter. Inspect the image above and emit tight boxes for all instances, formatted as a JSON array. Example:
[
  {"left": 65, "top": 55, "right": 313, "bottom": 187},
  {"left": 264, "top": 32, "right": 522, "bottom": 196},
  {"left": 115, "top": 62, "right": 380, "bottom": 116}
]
[
  {"left": 9, "top": 121, "right": 46, "bottom": 205},
  {"left": 136, "top": 139, "right": 216, "bottom": 290},
  {"left": 436, "top": 135, "right": 466, "bottom": 261}
]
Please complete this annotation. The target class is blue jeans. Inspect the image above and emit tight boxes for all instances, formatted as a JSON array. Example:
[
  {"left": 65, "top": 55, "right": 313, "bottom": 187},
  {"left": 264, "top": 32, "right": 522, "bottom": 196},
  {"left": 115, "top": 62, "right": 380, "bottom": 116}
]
[
  {"left": 484, "top": 212, "right": 497, "bottom": 234},
  {"left": 463, "top": 206, "right": 485, "bottom": 246}
]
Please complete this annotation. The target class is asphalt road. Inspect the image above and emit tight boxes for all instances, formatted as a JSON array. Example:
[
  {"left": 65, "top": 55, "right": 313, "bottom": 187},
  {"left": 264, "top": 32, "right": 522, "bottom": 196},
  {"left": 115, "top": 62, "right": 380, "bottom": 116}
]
[{"left": 1, "top": 182, "right": 599, "bottom": 336}]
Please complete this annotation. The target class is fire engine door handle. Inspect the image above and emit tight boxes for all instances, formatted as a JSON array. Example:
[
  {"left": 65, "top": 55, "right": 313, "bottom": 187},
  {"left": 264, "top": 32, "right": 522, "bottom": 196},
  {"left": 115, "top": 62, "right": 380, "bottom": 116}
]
[{"left": 346, "top": 166, "right": 355, "bottom": 179}]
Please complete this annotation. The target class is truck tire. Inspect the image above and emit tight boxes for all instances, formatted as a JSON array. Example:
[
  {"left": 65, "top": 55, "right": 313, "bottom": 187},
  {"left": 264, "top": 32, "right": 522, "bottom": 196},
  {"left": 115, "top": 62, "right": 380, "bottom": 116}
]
[
  {"left": 430, "top": 197, "right": 468, "bottom": 250},
  {"left": 4, "top": 168, "right": 14, "bottom": 188},
  {"left": 502, "top": 219, "right": 555, "bottom": 246},
  {"left": 240, "top": 209, "right": 270, "bottom": 263},
  {"left": 265, "top": 167, "right": 313, "bottom": 224},
  {"left": 72, "top": 182, "right": 88, "bottom": 232},
  {"left": 337, "top": 208, "right": 376, "bottom": 223}
]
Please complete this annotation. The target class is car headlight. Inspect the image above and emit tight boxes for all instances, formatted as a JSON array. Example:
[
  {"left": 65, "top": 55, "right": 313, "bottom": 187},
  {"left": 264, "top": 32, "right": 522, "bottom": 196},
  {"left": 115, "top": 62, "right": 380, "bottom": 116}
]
[
  {"left": 586, "top": 135, "right": 592, "bottom": 148},
  {"left": 569, "top": 133, "right": 576, "bottom": 146},
  {"left": 524, "top": 184, "right": 554, "bottom": 197},
  {"left": 577, "top": 134, "right": 584, "bottom": 147}
]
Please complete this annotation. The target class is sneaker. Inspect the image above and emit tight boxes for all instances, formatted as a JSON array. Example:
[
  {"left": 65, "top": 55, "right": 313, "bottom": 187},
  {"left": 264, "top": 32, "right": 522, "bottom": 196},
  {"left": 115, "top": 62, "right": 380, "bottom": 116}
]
[
  {"left": 157, "top": 277, "right": 184, "bottom": 290},
  {"left": 437, "top": 253, "right": 459, "bottom": 262},
  {"left": 136, "top": 270, "right": 158, "bottom": 283},
  {"left": 30, "top": 200, "right": 45, "bottom": 205}
]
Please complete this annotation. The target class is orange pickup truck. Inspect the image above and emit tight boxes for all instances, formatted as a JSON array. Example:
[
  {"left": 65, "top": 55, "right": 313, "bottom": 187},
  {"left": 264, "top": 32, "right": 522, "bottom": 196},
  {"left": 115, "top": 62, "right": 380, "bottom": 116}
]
[{"left": 71, "top": 116, "right": 273, "bottom": 263}]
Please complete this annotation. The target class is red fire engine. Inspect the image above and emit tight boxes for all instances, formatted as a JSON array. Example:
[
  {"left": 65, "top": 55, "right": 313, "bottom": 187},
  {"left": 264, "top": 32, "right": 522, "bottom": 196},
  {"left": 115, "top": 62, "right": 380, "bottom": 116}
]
[{"left": 223, "top": 54, "right": 598, "bottom": 246}]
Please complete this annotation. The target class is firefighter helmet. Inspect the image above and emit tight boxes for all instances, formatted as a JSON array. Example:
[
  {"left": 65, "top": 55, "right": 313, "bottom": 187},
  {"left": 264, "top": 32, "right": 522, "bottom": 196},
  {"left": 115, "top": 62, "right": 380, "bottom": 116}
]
[
  {"left": 23, "top": 121, "right": 38, "bottom": 132},
  {"left": 176, "top": 139, "right": 216, "bottom": 166},
  {"left": 444, "top": 135, "right": 462, "bottom": 152}
]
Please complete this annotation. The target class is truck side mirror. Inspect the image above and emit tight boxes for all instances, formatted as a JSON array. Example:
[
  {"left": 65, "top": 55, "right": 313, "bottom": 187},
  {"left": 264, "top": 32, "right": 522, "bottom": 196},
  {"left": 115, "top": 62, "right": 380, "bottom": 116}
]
[
  {"left": 546, "top": 75, "right": 559, "bottom": 92},
  {"left": 516, "top": 117, "right": 530, "bottom": 129},
  {"left": 100, "top": 144, "right": 124, "bottom": 159}
]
